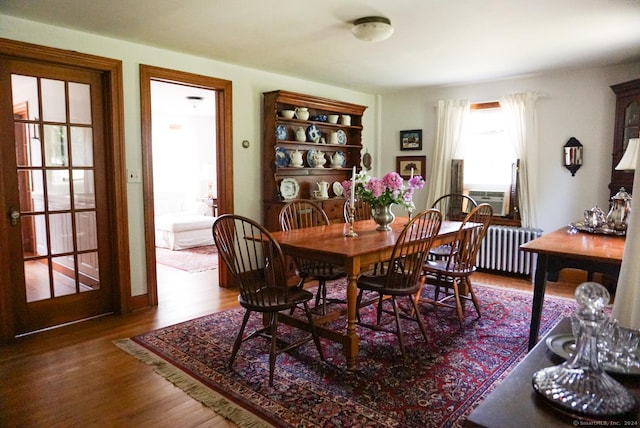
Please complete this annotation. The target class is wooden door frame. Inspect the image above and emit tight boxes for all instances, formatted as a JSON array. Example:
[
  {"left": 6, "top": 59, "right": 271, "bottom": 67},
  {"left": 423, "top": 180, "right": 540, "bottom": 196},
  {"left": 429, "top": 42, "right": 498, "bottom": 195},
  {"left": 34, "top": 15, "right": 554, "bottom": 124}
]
[
  {"left": 139, "top": 65, "right": 233, "bottom": 306},
  {"left": 0, "top": 38, "right": 131, "bottom": 341}
]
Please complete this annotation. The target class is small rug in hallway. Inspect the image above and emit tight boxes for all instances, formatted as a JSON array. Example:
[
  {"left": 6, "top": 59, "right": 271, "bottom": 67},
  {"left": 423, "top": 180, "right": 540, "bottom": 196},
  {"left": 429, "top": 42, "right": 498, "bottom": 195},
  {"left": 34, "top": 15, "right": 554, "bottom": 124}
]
[
  {"left": 155, "top": 245, "right": 218, "bottom": 272},
  {"left": 115, "top": 281, "right": 577, "bottom": 427}
]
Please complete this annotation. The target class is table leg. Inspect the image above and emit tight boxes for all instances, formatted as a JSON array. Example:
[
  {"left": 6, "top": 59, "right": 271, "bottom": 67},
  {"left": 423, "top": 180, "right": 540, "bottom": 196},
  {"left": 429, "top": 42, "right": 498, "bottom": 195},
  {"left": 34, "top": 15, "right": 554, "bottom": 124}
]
[
  {"left": 528, "top": 253, "right": 549, "bottom": 350},
  {"left": 344, "top": 258, "right": 360, "bottom": 369}
]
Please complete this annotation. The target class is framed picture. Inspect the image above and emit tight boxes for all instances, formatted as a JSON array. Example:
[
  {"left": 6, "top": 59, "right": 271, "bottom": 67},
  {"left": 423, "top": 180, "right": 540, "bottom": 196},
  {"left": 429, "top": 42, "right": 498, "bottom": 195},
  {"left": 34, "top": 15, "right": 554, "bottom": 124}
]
[
  {"left": 396, "top": 156, "right": 426, "bottom": 180},
  {"left": 400, "top": 129, "right": 422, "bottom": 151}
]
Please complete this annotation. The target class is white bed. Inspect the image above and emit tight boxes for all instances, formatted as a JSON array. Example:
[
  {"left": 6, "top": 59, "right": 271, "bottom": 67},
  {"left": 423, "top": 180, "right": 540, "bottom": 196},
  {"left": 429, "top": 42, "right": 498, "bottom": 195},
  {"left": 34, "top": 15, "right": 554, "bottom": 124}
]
[{"left": 155, "top": 212, "right": 216, "bottom": 250}]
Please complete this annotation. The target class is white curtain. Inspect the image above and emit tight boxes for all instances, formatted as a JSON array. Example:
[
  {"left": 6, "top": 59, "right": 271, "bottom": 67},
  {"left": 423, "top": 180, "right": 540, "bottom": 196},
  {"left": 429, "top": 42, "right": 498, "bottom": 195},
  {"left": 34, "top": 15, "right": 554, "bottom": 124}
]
[
  {"left": 500, "top": 92, "right": 540, "bottom": 228},
  {"left": 611, "top": 152, "right": 640, "bottom": 330},
  {"left": 427, "top": 99, "right": 470, "bottom": 207}
]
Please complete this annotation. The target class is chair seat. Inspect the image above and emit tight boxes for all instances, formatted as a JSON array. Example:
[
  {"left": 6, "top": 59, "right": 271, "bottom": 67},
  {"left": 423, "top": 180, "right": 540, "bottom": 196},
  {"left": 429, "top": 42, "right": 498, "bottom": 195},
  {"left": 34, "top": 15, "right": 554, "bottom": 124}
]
[
  {"left": 424, "top": 259, "right": 475, "bottom": 276},
  {"left": 239, "top": 287, "right": 314, "bottom": 312},
  {"left": 357, "top": 273, "right": 422, "bottom": 296}
]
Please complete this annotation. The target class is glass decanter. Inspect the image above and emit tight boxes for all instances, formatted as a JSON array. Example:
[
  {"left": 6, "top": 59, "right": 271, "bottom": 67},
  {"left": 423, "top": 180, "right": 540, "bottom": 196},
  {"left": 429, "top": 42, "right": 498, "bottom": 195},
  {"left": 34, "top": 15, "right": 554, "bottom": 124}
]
[{"left": 532, "top": 282, "right": 638, "bottom": 418}]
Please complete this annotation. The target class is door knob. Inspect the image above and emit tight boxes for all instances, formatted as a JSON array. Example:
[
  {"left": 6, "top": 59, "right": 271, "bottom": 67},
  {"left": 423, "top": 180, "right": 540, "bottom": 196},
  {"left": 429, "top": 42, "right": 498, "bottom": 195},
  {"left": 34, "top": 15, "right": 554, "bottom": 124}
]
[{"left": 9, "top": 208, "right": 20, "bottom": 226}]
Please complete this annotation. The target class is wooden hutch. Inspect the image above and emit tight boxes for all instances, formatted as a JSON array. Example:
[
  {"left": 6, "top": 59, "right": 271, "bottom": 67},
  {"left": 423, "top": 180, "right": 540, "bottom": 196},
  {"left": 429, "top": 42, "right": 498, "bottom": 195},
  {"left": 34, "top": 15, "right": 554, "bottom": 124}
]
[{"left": 262, "top": 90, "right": 367, "bottom": 231}]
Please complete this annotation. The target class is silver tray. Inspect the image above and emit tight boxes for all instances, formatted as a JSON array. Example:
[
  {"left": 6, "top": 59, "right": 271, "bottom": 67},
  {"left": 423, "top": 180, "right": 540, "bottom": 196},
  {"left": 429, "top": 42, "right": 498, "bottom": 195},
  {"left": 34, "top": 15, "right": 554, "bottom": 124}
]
[
  {"left": 546, "top": 334, "right": 640, "bottom": 375},
  {"left": 569, "top": 221, "right": 626, "bottom": 236}
]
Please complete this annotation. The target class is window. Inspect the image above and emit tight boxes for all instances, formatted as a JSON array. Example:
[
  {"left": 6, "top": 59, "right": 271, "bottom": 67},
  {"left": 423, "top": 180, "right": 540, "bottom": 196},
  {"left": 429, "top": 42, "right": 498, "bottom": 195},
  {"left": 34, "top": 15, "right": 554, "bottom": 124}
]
[{"left": 459, "top": 102, "right": 517, "bottom": 218}]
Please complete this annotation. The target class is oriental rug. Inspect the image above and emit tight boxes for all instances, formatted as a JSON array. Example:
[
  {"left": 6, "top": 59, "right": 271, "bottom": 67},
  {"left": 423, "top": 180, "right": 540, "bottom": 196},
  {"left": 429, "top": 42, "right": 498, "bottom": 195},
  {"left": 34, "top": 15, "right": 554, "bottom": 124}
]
[
  {"left": 155, "top": 245, "right": 218, "bottom": 272},
  {"left": 115, "top": 281, "right": 577, "bottom": 427}
]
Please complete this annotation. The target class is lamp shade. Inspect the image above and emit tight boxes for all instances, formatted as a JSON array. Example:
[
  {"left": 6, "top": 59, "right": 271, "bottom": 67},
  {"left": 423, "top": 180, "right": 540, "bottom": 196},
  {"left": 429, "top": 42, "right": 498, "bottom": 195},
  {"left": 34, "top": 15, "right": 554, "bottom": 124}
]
[
  {"left": 615, "top": 138, "right": 639, "bottom": 171},
  {"left": 352, "top": 16, "right": 394, "bottom": 42}
]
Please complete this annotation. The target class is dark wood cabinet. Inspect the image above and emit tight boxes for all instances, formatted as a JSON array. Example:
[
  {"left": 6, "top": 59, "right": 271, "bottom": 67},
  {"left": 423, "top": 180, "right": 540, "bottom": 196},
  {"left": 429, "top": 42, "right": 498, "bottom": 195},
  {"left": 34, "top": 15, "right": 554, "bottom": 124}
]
[
  {"left": 262, "top": 90, "right": 367, "bottom": 231},
  {"left": 609, "top": 78, "right": 640, "bottom": 196}
]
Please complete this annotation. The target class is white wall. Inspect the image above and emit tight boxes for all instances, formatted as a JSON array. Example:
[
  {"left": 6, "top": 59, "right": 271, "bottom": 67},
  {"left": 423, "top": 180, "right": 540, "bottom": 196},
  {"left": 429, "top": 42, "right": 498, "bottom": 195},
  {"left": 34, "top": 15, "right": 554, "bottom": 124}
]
[
  {"left": 381, "top": 64, "right": 640, "bottom": 233},
  {"left": 0, "top": 14, "right": 379, "bottom": 296}
]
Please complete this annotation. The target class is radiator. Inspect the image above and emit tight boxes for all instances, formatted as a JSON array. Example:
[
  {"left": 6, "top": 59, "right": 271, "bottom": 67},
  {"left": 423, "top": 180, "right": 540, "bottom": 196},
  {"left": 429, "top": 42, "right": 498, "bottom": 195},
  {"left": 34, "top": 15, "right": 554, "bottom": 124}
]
[{"left": 477, "top": 226, "right": 542, "bottom": 276}]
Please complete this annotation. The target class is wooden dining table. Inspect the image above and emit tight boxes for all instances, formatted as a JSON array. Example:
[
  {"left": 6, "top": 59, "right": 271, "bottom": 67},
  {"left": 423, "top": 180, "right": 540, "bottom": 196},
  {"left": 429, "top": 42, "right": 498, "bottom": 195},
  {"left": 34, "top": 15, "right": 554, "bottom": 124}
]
[
  {"left": 520, "top": 226, "right": 626, "bottom": 351},
  {"left": 267, "top": 218, "right": 464, "bottom": 369}
]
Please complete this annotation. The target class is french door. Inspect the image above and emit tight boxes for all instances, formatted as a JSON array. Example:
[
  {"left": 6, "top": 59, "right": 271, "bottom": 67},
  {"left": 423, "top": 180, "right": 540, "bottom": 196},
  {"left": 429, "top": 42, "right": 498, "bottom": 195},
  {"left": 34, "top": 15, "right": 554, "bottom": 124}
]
[{"left": 1, "top": 58, "right": 115, "bottom": 335}]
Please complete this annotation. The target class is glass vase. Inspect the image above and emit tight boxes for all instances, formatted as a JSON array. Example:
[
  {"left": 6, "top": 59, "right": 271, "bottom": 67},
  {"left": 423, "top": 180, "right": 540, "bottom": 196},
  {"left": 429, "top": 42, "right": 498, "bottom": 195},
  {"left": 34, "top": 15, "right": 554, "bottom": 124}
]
[{"left": 371, "top": 204, "right": 395, "bottom": 231}]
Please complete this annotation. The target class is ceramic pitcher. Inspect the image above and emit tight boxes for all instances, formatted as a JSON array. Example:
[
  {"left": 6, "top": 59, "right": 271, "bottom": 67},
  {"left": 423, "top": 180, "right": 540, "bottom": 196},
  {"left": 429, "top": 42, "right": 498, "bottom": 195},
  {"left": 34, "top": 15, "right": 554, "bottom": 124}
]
[{"left": 316, "top": 181, "right": 329, "bottom": 199}]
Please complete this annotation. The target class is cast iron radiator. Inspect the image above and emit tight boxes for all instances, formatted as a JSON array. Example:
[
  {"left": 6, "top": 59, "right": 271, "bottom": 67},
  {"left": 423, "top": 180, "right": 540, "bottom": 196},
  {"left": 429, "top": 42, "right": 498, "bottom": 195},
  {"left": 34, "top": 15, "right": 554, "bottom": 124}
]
[{"left": 477, "top": 225, "right": 543, "bottom": 276}]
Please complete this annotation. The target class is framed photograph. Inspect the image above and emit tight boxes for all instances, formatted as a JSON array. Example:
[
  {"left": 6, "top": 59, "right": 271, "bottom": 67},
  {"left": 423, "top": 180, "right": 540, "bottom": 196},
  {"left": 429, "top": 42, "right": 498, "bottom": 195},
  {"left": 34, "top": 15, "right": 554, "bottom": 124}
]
[
  {"left": 400, "top": 129, "right": 422, "bottom": 151},
  {"left": 396, "top": 156, "right": 426, "bottom": 180}
]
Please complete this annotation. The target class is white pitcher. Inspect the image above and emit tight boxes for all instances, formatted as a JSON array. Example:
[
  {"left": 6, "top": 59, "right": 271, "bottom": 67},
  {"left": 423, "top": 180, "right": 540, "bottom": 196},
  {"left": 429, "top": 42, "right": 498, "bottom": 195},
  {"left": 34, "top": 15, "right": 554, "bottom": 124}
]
[
  {"left": 294, "top": 107, "right": 309, "bottom": 120},
  {"left": 316, "top": 180, "right": 329, "bottom": 199},
  {"left": 295, "top": 127, "right": 306, "bottom": 142}
]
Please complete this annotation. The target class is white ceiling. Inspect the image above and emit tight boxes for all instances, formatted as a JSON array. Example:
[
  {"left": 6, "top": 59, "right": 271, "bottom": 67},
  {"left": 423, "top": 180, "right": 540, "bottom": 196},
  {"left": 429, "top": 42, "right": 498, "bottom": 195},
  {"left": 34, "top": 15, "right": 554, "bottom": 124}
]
[{"left": 2, "top": 0, "right": 640, "bottom": 93}]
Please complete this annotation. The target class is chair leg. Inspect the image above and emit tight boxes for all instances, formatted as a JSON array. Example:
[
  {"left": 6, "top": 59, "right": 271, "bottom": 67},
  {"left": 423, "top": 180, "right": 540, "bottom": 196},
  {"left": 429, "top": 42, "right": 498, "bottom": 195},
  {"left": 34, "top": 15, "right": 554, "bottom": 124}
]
[
  {"left": 467, "top": 279, "right": 481, "bottom": 318},
  {"left": 268, "top": 311, "right": 278, "bottom": 386},
  {"left": 409, "top": 295, "right": 429, "bottom": 344},
  {"left": 302, "top": 302, "right": 324, "bottom": 360},
  {"left": 356, "top": 289, "right": 364, "bottom": 323},
  {"left": 452, "top": 279, "right": 464, "bottom": 326},
  {"left": 390, "top": 297, "right": 406, "bottom": 358},
  {"left": 229, "top": 310, "right": 252, "bottom": 369},
  {"left": 376, "top": 293, "right": 384, "bottom": 325}
]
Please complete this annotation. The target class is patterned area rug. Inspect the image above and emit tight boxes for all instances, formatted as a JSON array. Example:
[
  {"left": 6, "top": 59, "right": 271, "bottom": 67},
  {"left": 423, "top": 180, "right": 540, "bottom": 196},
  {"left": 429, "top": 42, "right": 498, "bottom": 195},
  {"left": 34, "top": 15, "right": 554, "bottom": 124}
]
[
  {"left": 155, "top": 245, "right": 218, "bottom": 272},
  {"left": 115, "top": 280, "right": 576, "bottom": 427}
]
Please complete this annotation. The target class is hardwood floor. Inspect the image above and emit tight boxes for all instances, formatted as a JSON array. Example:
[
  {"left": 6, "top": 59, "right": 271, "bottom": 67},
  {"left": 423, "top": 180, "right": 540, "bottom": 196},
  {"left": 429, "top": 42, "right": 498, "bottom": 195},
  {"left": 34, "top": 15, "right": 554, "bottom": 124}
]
[{"left": 0, "top": 265, "right": 592, "bottom": 427}]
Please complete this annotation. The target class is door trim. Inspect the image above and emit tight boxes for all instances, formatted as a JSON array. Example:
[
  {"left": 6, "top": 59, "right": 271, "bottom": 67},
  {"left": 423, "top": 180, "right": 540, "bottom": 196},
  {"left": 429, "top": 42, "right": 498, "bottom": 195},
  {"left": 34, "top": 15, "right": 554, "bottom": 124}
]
[
  {"left": 140, "top": 65, "right": 233, "bottom": 307},
  {"left": 0, "top": 37, "right": 131, "bottom": 341}
]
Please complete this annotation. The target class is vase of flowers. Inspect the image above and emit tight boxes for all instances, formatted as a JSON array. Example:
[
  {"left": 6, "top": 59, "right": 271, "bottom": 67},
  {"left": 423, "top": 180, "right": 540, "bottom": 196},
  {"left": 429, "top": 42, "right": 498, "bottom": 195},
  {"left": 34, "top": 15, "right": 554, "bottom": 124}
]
[{"left": 342, "top": 171, "right": 425, "bottom": 231}]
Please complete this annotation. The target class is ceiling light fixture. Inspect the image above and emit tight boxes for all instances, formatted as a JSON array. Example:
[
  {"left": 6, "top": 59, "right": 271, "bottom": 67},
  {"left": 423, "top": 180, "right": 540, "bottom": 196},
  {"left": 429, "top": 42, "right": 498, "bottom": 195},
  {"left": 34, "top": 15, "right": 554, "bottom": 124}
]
[
  {"left": 352, "top": 16, "right": 394, "bottom": 42},
  {"left": 186, "top": 95, "right": 204, "bottom": 109}
]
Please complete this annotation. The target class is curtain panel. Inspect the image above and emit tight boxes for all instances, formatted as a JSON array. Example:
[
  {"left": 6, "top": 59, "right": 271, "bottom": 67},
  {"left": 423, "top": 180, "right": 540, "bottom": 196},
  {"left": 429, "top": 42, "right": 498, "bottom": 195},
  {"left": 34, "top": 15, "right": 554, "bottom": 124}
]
[
  {"left": 427, "top": 99, "right": 470, "bottom": 208},
  {"left": 500, "top": 92, "right": 540, "bottom": 228}
]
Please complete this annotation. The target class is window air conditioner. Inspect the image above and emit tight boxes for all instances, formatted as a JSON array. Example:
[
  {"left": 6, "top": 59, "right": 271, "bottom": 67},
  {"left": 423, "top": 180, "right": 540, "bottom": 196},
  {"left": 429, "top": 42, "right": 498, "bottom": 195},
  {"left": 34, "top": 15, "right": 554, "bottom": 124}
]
[{"left": 467, "top": 190, "right": 508, "bottom": 216}]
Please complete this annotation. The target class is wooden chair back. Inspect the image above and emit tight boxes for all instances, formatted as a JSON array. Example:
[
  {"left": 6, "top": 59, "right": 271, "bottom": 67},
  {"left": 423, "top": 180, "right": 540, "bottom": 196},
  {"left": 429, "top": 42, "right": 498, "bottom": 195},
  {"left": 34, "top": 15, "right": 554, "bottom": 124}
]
[
  {"left": 279, "top": 200, "right": 329, "bottom": 231},
  {"left": 212, "top": 214, "right": 288, "bottom": 307},
  {"left": 383, "top": 209, "right": 443, "bottom": 292},
  {"left": 343, "top": 199, "right": 372, "bottom": 222},
  {"left": 445, "top": 203, "right": 493, "bottom": 273},
  {"left": 431, "top": 193, "right": 477, "bottom": 221}
]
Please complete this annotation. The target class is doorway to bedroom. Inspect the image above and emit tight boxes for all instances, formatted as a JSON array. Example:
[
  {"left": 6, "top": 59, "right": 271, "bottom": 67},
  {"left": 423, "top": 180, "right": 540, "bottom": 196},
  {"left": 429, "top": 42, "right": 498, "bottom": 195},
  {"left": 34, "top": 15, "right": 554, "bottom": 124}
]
[
  {"left": 140, "top": 65, "right": 234, "bottom": 307},
  {"left": 151, "top": 81, "right": 218, "bottom": 291}
]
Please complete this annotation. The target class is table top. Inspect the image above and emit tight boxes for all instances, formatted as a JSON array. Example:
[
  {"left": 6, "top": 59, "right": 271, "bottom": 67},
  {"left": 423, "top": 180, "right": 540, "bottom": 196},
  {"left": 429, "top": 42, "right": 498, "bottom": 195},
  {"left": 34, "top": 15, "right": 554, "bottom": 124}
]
[
  {"left": 520, "top": 226, "right": 625, "bottom": 264},
  {"left": 465, "top": 317, "right": 639, "bottom": 427},
  {"left": 268, "top": 219, "right": 463, "bottom": 262}
]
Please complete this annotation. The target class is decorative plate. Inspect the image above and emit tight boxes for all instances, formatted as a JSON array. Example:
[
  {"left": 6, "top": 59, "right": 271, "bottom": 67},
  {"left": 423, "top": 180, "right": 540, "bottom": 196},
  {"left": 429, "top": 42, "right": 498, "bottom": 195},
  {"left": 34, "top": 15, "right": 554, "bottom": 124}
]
[
  {"left": 330, "top": 151, "right": 346, "bottom": 168},
  {"left": 569, "top": 221, "right": 626, "bottom": 236},
  {"left": 336, "top": 129, "right": 347, "bottom": 145},
  {"left": 545, "top": 334, "right": 640, "bottom": 375},
  {"left": 332, "top": 181, "right": 344, "bottom": 197},
  {"left": 276, "top": 124, "right": 288, "bottom": 140},
  {"left": 275, "top": 146, "right": 290, "bottom": 167},
  {"left": 306, "top": 124, "right": 321, "bottom": 143},
  {"left": 280, "top": 178, "right": 299, "bottom": 200}
]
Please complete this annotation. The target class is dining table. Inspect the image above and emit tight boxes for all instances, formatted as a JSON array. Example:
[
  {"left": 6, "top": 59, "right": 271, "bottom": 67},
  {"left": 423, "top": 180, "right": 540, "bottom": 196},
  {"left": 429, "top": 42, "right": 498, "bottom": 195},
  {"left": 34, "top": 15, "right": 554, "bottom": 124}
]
[
  {"left": 520, "top": 226, "right": 626, "bottom": 351},
  {"left": 267, "top": 217, "right": 465, "bottom": 369}
]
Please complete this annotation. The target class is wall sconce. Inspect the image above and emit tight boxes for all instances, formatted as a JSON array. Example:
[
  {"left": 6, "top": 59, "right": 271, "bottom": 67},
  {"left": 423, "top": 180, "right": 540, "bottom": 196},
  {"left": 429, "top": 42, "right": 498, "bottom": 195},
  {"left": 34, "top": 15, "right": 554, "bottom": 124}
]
[{"left": 563, "top": 137, "right": 583, "bottom": 176}]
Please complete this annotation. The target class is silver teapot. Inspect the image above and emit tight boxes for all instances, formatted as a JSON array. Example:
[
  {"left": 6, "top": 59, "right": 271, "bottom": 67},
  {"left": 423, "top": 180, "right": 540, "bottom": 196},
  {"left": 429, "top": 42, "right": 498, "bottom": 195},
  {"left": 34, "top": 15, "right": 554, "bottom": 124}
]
[
  {"left": 584, "top": 204, "right": 606, "bottom": 228},
  {"left": 606, "top": 187, "right": 632, "bottom": 231}
]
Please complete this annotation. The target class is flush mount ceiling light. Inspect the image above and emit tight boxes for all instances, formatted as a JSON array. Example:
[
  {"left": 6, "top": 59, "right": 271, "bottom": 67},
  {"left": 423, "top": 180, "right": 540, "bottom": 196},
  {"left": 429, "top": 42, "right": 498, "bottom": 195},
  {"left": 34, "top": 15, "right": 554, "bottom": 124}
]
[
  {"left": 186, "top": 95, "right": 203, "bottom": 108},
  {"left": 352, "top": 16, "right": 394, "bottom": 42}
]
